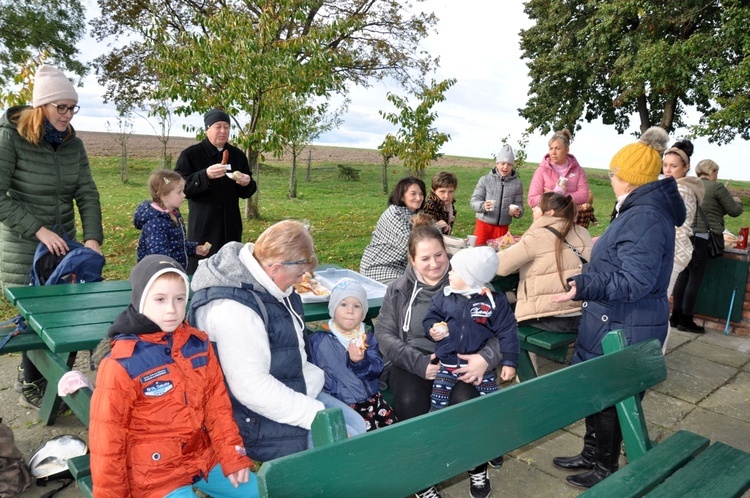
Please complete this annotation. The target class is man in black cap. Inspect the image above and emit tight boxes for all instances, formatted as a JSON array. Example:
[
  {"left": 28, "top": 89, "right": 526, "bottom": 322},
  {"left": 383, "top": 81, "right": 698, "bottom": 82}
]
[{"left": 175, "top": 108, "right": 257, "bottom": 273}]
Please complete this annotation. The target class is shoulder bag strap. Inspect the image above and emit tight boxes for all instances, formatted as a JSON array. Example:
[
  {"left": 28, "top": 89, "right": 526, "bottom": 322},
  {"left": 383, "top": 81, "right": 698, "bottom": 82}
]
[
  {"left": 545, "top": 226, "right": 588, "bottom": 264},
  {"left": 696, "top": 206, "right": 713, "bottom": 232}
]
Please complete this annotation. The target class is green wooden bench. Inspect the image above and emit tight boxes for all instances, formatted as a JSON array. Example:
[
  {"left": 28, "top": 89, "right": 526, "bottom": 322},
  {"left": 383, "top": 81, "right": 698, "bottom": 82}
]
[
  {"left": 516, "top": 324, "right": 577, "bottom": 380},
  {"left": 68, "top": 454, "right": 93, "bottom": 498},
  {"left": 256, "top": 330, "right": 750, "bottom": 497}
]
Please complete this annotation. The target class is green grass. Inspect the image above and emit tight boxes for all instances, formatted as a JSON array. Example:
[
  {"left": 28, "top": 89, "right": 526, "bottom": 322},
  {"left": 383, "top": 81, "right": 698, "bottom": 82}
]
[{"left": 2, "top": 153, "right": 749, "bottom": 319}]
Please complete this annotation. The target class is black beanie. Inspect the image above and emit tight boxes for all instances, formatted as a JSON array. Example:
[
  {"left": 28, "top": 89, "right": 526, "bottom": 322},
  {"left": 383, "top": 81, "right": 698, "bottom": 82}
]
[
  {"left": 204, "top": 108, "right": 231, "bottom": 129},
  {"left": 129, "top": 255, "right": 190, "bottom": 313}
]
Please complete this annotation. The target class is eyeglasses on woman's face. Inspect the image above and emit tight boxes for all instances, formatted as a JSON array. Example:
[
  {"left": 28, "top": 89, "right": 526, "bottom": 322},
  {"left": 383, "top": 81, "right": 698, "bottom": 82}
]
[{"left": 48, "top": 103, "right": 80, "bottom": 115}]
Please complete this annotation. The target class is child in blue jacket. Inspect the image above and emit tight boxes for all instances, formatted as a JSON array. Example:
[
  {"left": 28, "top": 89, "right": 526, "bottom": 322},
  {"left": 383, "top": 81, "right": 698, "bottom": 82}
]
[
  {"left": 307, "top": 278, "right": 397, "bottom": 431},
  {"left": 423, "top": 246, "right": 519, "bottom": 411}
]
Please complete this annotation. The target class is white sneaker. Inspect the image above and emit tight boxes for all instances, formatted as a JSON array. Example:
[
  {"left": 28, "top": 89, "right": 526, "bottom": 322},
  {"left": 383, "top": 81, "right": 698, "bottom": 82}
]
[{"left": 415, "top": 486, "right": 442, "bottom": 498}]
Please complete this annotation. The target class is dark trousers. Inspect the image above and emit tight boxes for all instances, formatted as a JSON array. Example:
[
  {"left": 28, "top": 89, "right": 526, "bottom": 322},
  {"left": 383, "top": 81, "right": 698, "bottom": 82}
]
[
  {"left": 672, "top": 237, "right": 710, "bottom": 315},
  {"left": 21, "top": 352, "right": 42, "bottom": 383},
  {"left": 388, "top": 364, "right": 479, "bottom": 421}
]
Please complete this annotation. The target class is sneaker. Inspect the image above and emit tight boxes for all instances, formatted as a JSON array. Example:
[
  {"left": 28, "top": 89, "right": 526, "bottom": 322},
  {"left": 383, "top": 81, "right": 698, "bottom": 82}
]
[
  {"left": 14, "top": 365, "right": 24, "bottom": 393},
  {"left": 469, "top": 466, "right": 491, "bottom": 498},
  {"left": 415, "top": 486, "right": 442, "bottom": 498},
  {"left": 19, "top": 378, "right": 47, "bottom": 410},
  {"left": 488, "top": 455, "right": 504, "bottom": 468}
]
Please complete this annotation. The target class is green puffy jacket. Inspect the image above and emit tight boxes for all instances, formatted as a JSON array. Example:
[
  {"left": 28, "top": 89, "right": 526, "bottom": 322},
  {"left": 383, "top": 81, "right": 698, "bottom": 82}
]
[{"left": 0, "top": 106, "right": 103, "bottom": 289}]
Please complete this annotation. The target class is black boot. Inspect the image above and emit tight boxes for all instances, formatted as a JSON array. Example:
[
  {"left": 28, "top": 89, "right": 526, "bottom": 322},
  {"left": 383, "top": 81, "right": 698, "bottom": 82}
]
[
  {"left": 553, "top": 415, "right": 596, "bottom": 471},
  {"left": 669, "top": 308, "right": 682, "bottom": 328},
  {"left": 566, "top": 409, "right": 622, "bottom": 489},
  {"left": 678, "top": 314, "right": 705, "bottom": 333}
]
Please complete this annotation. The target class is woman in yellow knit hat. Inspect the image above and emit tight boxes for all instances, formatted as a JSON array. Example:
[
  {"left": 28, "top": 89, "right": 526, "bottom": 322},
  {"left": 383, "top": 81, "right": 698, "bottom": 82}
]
[{"left": 549, "top": 127, "right": 686, "bottom": 490}]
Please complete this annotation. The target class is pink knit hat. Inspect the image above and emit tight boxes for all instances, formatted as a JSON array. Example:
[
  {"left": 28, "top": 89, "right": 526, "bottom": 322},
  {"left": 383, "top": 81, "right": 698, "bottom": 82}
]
[{"left": 32, "top": 66, "right": 78, "bottom": 108}]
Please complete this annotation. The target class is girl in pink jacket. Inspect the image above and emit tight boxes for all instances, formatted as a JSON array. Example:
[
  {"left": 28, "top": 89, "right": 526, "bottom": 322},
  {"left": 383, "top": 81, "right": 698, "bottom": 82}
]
[{"left": 528, "top": 129, "right": 589, "bottom": 208}]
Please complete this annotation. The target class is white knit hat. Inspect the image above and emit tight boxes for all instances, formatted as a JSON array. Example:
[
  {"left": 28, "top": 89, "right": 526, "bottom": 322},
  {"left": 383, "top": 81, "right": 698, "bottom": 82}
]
[
  {"left": 32, "top": 65, "right": 78, "bottom": 108},
  {"left": 450, "top": 247, "right": 498, "bottom": 288},
  {"left": 495, "top": 144, "right": 515, "bottom": 164},
  {"left": 328, "top": 278, "right": 368, "bottom": 318}
]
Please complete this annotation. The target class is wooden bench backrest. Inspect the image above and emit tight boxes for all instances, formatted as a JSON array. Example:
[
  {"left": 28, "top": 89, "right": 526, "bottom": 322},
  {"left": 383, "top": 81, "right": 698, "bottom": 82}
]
[{"left": 256, "top": 334, "right": 666, "bottom": 497}]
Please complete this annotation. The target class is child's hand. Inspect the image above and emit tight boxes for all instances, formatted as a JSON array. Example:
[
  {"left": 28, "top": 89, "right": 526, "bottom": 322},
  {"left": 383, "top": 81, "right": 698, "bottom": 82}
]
[
  {"left": 228, "top": 467, "right": 250, "bottom": 487},
  {"left": 196, "top": 243, "right": 211, "bottom": 256},
  {"left": 500, "top": 366, "right": 516, "bottom": 382},
  {"left": 429, "top": 325, "right": 448, "bottom": 341},
  {"left": 347, "top": 341, "right": 365, "bottom": 362},
  {"left": 435, "top": 220, "right": 450, "bottom": 233},
  {"left": 425, "top": 354, "right": 440, "bottom": 380}
]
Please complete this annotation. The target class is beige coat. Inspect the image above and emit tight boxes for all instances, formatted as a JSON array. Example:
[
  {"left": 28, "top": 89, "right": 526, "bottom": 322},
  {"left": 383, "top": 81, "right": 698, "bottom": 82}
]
[{"left": 496, "top": 215, "right": 594, "bottom": 322}]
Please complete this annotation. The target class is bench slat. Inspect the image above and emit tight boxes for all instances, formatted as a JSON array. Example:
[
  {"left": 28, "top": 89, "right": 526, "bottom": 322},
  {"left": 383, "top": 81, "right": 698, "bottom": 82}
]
[
  {"left": 68, "top": 455, "right": 91, "bottom": 480},
  {"left": 0, "top": 332, "right": 46, "bottom": 353},
  {"left": 27, "top": 349, "right": 92, "bottom": 427},
  {"left": 581, "top": 430, "right": 710, "bottom": 497},
  {"left": 257, "top": 338, "right": 666, "bottom": 497},
  {"left": 644, "top": 441, "right": 750, "bottom": 498}
]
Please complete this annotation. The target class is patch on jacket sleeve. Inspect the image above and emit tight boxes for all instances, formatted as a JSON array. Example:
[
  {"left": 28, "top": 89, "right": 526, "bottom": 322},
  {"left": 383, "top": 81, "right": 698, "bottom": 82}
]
[
  {"left": 141, "top": 368, "right": 169, "bottom": 384},
  {"left": 470, "top": 302, "right": 493, "bottom": 324},
  {"left": 143, "top": 380, "right": 174, "bottom": 397}
]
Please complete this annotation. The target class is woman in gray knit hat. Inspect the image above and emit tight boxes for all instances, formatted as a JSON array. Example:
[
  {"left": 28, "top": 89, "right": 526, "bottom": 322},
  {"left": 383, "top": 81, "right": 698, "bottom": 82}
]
[{"left": 0, "top": 65, "right": 103, "bottom": 409}]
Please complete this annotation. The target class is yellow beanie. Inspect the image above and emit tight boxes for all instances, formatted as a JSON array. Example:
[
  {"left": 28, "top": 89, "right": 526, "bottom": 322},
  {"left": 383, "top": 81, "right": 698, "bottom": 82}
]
[{"left": 610, "top": 127, "right": 669, "bottom": 186}]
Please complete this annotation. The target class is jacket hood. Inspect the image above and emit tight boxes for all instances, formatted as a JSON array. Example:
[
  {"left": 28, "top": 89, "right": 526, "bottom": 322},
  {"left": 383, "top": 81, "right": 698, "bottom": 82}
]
[
  {"left": 621, "top": 177, "right": 686, "bottom": 227},
  {"left": 677, "top": 176, "right": 705, "bottom": 205},
  {"left": 191, "top": 241, "right": 261, "bottom": 293},
  {"left": 539, "top": 153, "right": 581, "bottom": 172},
  {"left": 133, "top": 201, "right": 163, "bottom": 229}
]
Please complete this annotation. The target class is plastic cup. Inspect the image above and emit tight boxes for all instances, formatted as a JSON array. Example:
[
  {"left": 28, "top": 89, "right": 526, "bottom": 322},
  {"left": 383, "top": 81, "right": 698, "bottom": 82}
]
[
  {"left": 558, "top": 177, "right": 568, "bottom": 187},
  {"left": 487, "top": 200, "right": 497, "bottom": 211},
  {"left": 509, "top": 204, "right": 519, "bottom": 215},
  {"left": 467, "top": 235, "right": 477, "bottom": 247}
]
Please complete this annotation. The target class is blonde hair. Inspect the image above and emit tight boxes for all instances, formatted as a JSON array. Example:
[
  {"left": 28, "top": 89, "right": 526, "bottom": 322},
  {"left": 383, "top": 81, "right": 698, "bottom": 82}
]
[
  {"left": 254, "top": 220, "right": 318, "bottom": 271},
  {"left": 13, "top": 106, "right": 72, "bottom": 146},
  {"left": 548, "top": 129, "right": 572, "bottom": 148},
  {"left": 695, "top": 159, "right": 719, "bottom": 177}
]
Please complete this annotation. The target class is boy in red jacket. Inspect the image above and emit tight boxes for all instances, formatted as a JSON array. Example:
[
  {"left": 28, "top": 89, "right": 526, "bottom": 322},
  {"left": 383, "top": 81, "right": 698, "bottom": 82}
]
[{"left": 89, "top": 255, "right": 257, "bottom": 498}]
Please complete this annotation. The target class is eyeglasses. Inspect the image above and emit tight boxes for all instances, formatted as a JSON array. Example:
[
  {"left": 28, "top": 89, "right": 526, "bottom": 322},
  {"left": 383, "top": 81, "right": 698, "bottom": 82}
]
[
  {"left": 608, "top": 171, "right": 617, "bottom": 180},
  {"left": 48, "top": 103, "right": 80, "bottom": 115},
  {"left": 269, "top": 254, "right": 316, "bottom": 267}
]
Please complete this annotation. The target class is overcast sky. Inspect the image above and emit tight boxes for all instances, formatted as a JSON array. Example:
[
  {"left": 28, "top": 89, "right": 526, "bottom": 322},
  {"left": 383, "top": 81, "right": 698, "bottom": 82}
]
[{"left": 70, "top": 0, "right": 750, "bottom": 181}]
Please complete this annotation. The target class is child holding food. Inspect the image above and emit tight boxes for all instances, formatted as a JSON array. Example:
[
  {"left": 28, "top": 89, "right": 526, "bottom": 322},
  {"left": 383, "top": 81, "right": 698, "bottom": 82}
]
[
  {"left": 134, "top": 169, "right": 210, "bottom": 271},
  {"left": 470, "top": 144, "right": 524, "bottom": 246},
  {"left": 307, "top": 278, "right": 397, "bottom": 431},
  {"left": 89, "top": 255, "right": 258, "bottom": 497},
  {"left": 423, "top": 247, "right": 519, "bottom": 411},
  {"left": 422, "top": 171, "right": 458, "bottom": 234}
]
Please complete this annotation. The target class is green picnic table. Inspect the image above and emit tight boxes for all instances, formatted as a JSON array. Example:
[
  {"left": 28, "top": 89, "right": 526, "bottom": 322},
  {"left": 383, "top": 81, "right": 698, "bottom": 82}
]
[{"left": 3, "top": 266, "right": 383, "bottom": 428}]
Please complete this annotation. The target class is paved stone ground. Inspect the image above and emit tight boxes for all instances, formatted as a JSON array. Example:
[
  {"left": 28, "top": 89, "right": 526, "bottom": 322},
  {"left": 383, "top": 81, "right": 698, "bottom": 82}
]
[{"left": 1, "top": 326, "right": 749, "bottom": 497}]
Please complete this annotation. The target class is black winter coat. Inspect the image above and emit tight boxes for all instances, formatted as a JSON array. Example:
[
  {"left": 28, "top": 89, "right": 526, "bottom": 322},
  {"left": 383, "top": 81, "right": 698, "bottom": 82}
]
[{"left": 174, "top": 139, "right": 256, "bottom": 271}]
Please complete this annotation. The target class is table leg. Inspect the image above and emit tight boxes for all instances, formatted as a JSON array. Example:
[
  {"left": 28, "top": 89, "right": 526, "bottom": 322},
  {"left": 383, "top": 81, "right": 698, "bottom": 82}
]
[
  {"left": 27, "top": 349, "right": 78, "bottom": 425},
  {"left": 516, "top": 350, "right": 538, "bottom": 382}
]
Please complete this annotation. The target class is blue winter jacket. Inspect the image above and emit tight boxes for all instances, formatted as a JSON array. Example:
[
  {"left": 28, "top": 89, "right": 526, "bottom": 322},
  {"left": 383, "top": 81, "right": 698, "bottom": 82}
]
[
  {"left": 307, "top": 329, "right": 383, "bottom": 405},
  {"left": 422, "top": 291, "right": 519, "bottom": 368},
  {"left": 570, "top": 178, "right": 686, "bottom": 363}
]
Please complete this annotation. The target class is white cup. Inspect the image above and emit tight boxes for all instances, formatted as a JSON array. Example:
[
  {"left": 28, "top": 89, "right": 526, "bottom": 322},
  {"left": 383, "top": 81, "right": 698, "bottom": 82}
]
[
  {"left": 558, "top": 176, "right": 568, "bottom": 187},
  {"left": 509, "top": 204, "right": 519, "bottom": 215},
  {"left": 466, "top": 235, "right": 477, "bottom": 247},
  {"left": 487, "top": 200, "right": 497, "bottom": 211}
]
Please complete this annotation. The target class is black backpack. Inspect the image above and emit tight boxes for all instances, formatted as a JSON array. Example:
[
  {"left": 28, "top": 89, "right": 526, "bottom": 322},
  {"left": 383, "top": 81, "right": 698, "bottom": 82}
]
[{"left": 0, "top": 418, "right": 32, "bottom": 497}]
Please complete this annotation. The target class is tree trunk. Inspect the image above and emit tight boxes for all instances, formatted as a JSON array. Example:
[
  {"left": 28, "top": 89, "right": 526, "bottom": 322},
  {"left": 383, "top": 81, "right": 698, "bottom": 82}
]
[
  {"left": 289, "top": 145, "right": 298, "bottom": 199},
  {"left": 306, "top": 148, "right": 312, "bottom": 182},
  {"left": 120, "top": 141, "right": 128, "bottom": 183},
  {"left": 245, "top": 148, "right": 260, "bottom": 219},
  {"left": 381, "top": 156, "right": 389, "bottom": 194},
  {"left": 660, "top": 97, "right": 677, "bottom": 132},
  {"left": 637, "top": 94, "right": 651, "bottom": 133}
]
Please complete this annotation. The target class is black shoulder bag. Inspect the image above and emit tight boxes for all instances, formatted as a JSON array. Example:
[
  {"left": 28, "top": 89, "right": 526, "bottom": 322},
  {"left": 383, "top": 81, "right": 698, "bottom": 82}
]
[
  {"left": 696, "top": 207, "right": 724, "bottom": 258},
  {"left": 545, "top": 226, "right": 588, "bottom": 264}
]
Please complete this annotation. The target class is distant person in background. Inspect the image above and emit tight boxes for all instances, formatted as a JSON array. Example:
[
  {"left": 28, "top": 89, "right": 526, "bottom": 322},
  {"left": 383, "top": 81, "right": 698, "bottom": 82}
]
[
  {"left": 0, "top": 65, "right": 103, "bottom": 409},
  {"left": 671, "top": 159, "right": 743, "bottom": 334},
  {"left": 528, "top": 129, "right": 589, "bottom": 208},
  {"left": 575, "top": 190, "right": 599, "bottom": 229},
  {"left": 470, "top": 144, "right": 524, "bottom": 246},
  {"left": 134, "top": 169, "right": 209, "bottom": 270},
  {"left": 360, "top": 176, "right": 426, "bottom": 283},
  {"left": 175, "top": 108, "right": 256, "bottom": 273},
  {"left": 422, "top": 171, "right": 458, "bottom": 234},
  {"left": 661, "top": 140, "right": 704, "bottom": 339}
]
